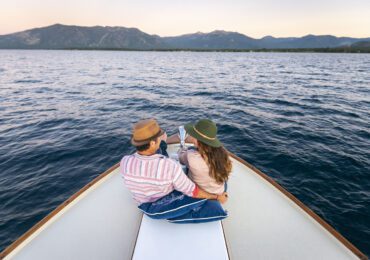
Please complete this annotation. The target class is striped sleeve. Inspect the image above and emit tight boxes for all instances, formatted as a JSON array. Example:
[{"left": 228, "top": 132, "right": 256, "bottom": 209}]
[
  {"left": 120, "top": 156, "right": 128, "bottom": 176},
  {"left": 171, "top": 162, "right": 196, "bottom": 197}
]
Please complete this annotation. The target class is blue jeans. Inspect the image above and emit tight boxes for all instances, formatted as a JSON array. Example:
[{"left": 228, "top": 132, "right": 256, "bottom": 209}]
[
  {"left": 138, "top": 190, "right": 228, "bottom": 223},
  {"left": 138, "top": 191, "right": 207, "bottom": 219}
]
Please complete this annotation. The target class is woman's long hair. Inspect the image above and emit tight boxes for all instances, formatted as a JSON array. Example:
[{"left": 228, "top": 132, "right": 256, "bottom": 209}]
[{"left": 197, "top": 141, "right": 232, "bottom": 184}]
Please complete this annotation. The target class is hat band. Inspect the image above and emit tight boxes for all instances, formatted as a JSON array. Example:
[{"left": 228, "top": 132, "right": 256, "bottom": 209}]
[
  {"left": 133, "top": 129, "right": 162, "bottom": 143},
  {"left": 193, "top": 126, "right": 216, "bottom": 140}
]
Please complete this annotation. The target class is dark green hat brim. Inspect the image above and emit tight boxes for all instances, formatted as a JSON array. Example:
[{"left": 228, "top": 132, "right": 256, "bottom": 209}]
[{"left": 185, "top": 122, "right": 222, "bottom": 148}]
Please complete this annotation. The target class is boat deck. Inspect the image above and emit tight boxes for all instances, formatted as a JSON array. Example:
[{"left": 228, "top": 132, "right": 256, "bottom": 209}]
[{"left": 0, "top": 143, "right": 365, "bottom": 259}]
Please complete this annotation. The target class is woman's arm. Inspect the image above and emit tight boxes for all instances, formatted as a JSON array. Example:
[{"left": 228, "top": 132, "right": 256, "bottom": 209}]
[
  {"left": 178, "top": 148, "right": 188, "bottom": 165},
  {"left": 194, "top": 187, "right": 228, "bottom": 204}
]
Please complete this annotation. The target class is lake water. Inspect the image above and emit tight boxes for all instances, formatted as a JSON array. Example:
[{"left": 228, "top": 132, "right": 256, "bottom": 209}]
[{"left": 0, "top": 50, "right": 369, "bottom": 256}]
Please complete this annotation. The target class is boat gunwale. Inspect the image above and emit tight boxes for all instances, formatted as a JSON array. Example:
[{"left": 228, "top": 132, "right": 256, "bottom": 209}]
[{"left": 0, "top": 143, "right": 367, "bottom": 259}]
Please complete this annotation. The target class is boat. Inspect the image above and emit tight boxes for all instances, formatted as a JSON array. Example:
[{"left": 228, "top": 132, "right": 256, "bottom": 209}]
[{"left": 0, "top": 142, "right": 366, "bottom": 260}]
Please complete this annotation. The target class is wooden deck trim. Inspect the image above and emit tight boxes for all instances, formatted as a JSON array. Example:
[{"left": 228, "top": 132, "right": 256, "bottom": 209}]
[
  {"left": 0, "top": 163, "right": 120, "bottom": 259},
  {"left": 228, "top": 152, "right": 367, "bottom": 260}
]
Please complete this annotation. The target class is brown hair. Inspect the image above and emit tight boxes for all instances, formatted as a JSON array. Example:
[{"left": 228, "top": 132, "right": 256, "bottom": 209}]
[
  {"left": 135, "top": 136, "right": 159, "bottom": 152},
  {"left": 197, "top": 141, "right": 232, "bottom": 184}
]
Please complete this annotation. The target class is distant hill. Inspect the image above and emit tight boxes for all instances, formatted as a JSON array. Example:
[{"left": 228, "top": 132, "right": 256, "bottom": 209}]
[
  {"left": 164, "top": 33, "right": 367, "bottom": 49},
  {"left": 162, "top": 30, "right": 258, "bottom": 49},
  {"left": 257, "top": 35, "right": 364, "bottom": 49},
  {"left": 0, "top": 24, "right": 369, "bottom": 50},
  {"left": 351, "top": 41, "right": 370, "bottom": 48},
  {"left": 0, "top": 24, "right": 167, "bottom": 49}
]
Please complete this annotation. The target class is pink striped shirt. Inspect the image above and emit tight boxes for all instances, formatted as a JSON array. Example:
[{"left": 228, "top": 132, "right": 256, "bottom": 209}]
[{"left": 120, "top": 153, "right": 197, "bottom": 204}]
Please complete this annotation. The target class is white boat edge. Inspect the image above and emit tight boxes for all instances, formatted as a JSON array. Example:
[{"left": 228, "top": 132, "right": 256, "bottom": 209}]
[
  {"left": 0, "top": 163, "right": 123, "bottom": 259},
  {"left": 0, "top": 142, "right": 367, "bottom": 260},
  {"left": 225, "top": 152, "right": 367, "bottom": 260}
]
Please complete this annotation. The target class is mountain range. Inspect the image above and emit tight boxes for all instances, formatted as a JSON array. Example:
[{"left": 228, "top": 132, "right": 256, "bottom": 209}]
[{"left": 0, "top": 24, "right": 369, "bottom": 50}]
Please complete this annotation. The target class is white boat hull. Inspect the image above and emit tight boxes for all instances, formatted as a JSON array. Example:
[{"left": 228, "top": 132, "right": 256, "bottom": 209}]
[{"left": 0, "top": 143, "right": 366, "bottom": 260}]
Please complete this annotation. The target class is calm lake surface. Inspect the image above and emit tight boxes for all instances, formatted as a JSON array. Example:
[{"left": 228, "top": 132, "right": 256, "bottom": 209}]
[{"left": 0, "top": 50, "right": 369, "bottom": 255}]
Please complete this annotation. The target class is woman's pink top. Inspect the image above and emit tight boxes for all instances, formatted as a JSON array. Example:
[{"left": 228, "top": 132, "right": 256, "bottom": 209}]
[{"left": 179, "top": 149, "right": 225, "bottom": 195}]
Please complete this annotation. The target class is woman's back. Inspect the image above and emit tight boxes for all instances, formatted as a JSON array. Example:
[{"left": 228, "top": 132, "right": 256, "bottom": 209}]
[{"left": 180, "top": 149, "right": 225, "bottom": 195}]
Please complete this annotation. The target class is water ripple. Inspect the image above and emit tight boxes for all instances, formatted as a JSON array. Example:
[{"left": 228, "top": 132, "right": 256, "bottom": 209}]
[{"left": 0, "top": 50, "right": 369, "bottom": 256}]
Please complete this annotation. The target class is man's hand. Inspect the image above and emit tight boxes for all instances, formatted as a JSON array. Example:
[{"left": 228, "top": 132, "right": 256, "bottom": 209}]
[
  {"left": 217, "top": 192, "right": 228, "bottom": 204},
  {"left": 160, "top": 132, "right": 167, "bottom": 142}
]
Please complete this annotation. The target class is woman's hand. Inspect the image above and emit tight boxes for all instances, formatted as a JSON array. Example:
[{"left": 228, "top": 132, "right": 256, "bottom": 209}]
[{"left": 217, "top": 192, "right": 228, "bottom": 204}]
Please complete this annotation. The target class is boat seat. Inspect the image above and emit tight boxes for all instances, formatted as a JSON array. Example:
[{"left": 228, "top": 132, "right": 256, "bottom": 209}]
[{"left": 132, "top": 215, "right": 229, "bottom": 260}]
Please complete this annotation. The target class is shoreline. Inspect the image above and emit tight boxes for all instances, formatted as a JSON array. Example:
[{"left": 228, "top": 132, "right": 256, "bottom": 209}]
[{"left": 0, "top": 48, "right": 369, "bottom": 53}]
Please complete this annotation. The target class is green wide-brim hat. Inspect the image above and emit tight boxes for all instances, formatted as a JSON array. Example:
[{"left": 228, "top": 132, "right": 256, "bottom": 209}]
[{"left": 184, "top": 119, "right": 222, "bottom": 148}]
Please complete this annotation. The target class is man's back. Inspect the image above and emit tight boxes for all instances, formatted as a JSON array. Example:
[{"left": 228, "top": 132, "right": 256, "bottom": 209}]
[{"left": 120, "top": 153, "right": 195, "bottom": 204}]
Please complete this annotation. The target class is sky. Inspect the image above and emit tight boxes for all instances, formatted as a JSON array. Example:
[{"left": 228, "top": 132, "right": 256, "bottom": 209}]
[{"left": 1, "top": 0, "right": 370, "bottom": 38}]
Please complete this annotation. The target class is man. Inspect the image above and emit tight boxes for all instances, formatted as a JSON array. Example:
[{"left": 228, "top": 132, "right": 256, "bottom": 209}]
[{"left": 120, "top": 118, "right": 228, "bottom": 222}]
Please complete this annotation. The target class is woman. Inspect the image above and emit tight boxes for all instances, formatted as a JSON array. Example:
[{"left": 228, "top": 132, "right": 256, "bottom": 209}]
[{"left": 175, "top": 119, "right": 232, "bottom": 195}]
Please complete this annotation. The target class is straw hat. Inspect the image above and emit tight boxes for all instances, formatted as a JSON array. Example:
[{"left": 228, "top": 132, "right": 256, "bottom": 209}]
[{"left": 131, "top": 119, "right": 164, "bottom": 146}]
